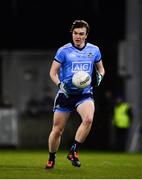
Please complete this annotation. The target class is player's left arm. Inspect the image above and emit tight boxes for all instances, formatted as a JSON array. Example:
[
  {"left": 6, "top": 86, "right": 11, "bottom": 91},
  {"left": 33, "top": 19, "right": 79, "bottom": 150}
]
[
  {"left": 95, "top": 60, "right": 105, "bottom": 86},
  {"left": 96, "top": 60, "right": 105, "bottom": 76}
]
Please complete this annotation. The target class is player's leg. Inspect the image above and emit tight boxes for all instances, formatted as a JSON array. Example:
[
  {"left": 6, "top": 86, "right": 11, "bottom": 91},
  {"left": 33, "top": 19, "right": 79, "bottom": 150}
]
[
  {"left": 45, "top": 111, "right": 70, "bottom": 169},
  {"left": 67, "top": 100, "right": 95, "bottom": 167},
  {"left": 76, "top": 100, "right": 95, "bottom": 142}
]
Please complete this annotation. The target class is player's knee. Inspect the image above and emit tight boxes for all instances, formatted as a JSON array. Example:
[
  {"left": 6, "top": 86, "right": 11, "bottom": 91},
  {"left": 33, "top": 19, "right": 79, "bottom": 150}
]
[
  {"left": 53, "top": 127, "right": 64, "bottom": 137},
  {"left": 83, "top": 116, "right": 93, "bottom": 126}
]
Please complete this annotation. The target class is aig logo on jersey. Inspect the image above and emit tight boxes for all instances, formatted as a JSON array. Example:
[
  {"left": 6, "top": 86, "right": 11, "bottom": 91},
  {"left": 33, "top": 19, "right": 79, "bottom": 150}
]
[{"left": 72, "top": 62, "right": 91, "bottom": 72}]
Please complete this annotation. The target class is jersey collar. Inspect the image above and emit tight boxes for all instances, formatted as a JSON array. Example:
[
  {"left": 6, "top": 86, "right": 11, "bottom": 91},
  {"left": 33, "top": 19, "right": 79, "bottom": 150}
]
[{"left": 71, "top": 41, "right": 87, "bottom": 51}]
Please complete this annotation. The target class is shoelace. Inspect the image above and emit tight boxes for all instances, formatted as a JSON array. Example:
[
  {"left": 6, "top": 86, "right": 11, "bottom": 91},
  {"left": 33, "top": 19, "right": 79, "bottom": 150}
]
[
  {"left": 47, "top": 161, "right": 54, "bottom": 167},
  {"left": 74, "top": 152, "right": 79, "bottom": 158},
  {"left": 69, "top": 152, "right": 79, "bottom": 160}
]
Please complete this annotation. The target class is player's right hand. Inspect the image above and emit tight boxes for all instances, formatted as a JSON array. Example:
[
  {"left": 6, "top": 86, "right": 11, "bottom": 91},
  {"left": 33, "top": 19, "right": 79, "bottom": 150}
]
[{"left": 58, "top": 82, "right": 68, "bottom": 96}]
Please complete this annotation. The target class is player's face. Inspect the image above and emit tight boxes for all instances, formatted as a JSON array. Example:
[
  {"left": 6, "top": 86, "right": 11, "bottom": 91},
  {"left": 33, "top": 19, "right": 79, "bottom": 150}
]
[{"left": 72, "top": 27, "right": 87, "bottom": 48}]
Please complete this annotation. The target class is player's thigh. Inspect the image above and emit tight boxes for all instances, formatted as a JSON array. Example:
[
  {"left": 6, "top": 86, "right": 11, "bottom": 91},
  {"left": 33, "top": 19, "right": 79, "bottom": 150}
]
[
  {"left": 53, "top": 111, "right": 70, "bottom": 129},
  {"left": 76, "top": 100, "right": 95, "bottom": 121}
]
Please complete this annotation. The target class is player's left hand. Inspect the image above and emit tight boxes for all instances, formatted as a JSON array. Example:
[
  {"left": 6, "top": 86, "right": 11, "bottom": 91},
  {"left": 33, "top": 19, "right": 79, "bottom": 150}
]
[{"left": 95, "top": 70, "right": 104, "bottom": 87}]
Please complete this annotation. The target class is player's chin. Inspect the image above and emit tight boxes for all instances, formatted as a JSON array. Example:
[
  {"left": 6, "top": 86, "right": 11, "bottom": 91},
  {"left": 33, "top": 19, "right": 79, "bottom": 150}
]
[{"left": 74, "top": 41, "right": 81, "bottom": 46}]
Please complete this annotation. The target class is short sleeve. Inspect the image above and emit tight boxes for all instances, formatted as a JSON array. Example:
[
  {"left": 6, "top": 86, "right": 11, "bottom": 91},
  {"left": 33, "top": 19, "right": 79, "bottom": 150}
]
[
  {"left": 95, "top": 47, "right": 102, "bottom": 62},
  {"left": 54, "top": 47, "right": 65, "bottom": 64}
]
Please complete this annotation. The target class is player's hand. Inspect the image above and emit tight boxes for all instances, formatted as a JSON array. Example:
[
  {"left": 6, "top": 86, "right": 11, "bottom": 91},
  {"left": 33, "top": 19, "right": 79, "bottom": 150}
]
[
  {"left": 95, "top": 70, "right": 104, "bottom": 87},
  {"left": 58, "top": 82, "right": 68, "bottom": 96}
]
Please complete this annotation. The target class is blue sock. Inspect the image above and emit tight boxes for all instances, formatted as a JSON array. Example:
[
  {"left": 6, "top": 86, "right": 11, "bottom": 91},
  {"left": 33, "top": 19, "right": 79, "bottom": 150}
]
[{"left": 70, "top": 140, "right": 81, "bottom": 152}]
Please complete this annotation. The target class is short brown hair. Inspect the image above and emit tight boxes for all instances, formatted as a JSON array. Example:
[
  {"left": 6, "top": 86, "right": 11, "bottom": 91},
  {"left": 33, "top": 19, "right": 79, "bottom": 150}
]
[{"left": 70, "top": 20, "right": 90, "bottom": 35}]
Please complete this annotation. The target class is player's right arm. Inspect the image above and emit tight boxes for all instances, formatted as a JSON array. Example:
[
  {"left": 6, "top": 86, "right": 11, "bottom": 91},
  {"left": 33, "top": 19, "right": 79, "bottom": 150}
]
[
  {"left": 49, "top": 60, "right": 61, "bottom": 86},
  {"left": 50, "top": 60, "right": 68, "bottom": 94}
]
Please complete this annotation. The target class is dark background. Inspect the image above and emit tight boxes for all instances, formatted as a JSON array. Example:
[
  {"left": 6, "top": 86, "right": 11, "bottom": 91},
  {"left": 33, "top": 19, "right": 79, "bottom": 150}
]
[
  {"left": 0, "top": 0, "right": 126, "bottom": 150},
  {"left": 1, "top": 0, "right": 125, "bottom": 47},
  {"left": 1, "top": 0, "right": 126, "bottom": 92}
]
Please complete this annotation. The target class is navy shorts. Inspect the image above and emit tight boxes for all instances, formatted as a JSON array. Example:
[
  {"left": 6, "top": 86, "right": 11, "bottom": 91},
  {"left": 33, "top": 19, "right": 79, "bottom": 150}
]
[{"left": 53, "top": 92, "right": 94, "bottom": 112}]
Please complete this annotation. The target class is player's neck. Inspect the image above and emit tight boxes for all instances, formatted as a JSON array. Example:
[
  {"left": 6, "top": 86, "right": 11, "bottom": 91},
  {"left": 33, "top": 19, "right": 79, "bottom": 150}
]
[{"left": 71, "top": 41, "right": 87, "bottom": 50}]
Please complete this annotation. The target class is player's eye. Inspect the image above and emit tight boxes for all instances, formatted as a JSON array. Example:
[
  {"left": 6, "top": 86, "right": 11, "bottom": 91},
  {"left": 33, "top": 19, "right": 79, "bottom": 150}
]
[
  {"left": 79, "top": 32, "right": 85, "bottom": 36},
  {"left": 73, "top": 32, "right": 78, "bottom": 35},
  {"left": 73, "top": 32, "right": 85, "bottom": 36}
]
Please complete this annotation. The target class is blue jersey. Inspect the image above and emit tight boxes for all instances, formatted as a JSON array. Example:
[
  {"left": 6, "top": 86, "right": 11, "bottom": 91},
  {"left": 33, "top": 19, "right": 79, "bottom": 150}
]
[{"left": 54, "top": 42, "right": 102, "bottom": 95}]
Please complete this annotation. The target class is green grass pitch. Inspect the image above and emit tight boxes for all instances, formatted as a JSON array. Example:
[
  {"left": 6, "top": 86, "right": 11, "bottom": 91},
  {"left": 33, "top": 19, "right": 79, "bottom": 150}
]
[{"left": 0, "top": 149, "right": 142, "bottom": 179}]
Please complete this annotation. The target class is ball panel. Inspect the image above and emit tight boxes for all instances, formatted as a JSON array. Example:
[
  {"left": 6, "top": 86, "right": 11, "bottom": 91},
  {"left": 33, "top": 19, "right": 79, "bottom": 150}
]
[{"left": 72, "top": 71, "right": 91, "bottom": 89}]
